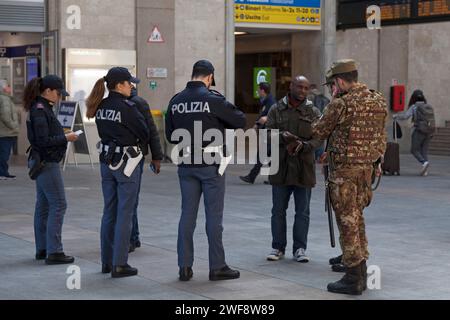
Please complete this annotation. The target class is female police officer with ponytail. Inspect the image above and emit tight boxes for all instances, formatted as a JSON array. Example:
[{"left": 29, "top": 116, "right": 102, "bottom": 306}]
[
  {"left": 86, "top": 67, "right": 148, "bottom": 278},
  {"left": 24, "top": 75, "right": 78, "bottom": 264}
]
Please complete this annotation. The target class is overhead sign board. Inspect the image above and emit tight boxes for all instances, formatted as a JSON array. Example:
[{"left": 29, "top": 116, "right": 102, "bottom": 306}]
[{"left": 235, "top": 0, "right": 321, "bottom": 30}]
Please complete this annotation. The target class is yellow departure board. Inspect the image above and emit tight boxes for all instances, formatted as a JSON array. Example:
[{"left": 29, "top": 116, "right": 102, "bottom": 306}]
[
  {"left": 339, "top": 0, "right": 450, "bottom": 29},
  {"left": 380, "top": 3, "right": 412, "bottom": 20},
  {"left": 418, "top": 0, "right": 450, "bottom": 16}
]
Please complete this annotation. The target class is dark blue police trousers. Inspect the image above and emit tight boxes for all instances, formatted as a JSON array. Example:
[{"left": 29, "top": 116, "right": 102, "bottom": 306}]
[
  {"left": 177, "top": 166, "right": 226, "bottom": 271},
  {"left": 100, "top": 162, "right": 140, "bottom": 266},
  {"left": 34, "top": 162, "right": 67, "bottom": 254},
  {"left": 130, "top": 159, "right": 145, "bottom": 245}
]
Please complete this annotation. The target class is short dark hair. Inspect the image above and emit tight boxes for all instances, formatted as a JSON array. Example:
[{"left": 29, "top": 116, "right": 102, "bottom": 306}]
[
  {"left": 258, "top": 82, "right": 271, "bottom": 94},
  {"left": 191, "top": 69, "right": 212, "bottom": 79},
  {"left": 335, "top": 70, "right": 358, "bottom": 83}
]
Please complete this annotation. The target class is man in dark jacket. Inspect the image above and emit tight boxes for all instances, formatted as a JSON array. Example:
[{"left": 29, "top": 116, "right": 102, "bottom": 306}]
[
  {"left": 129, "top": 87, "right": 164, "bottom": 252},
  {"left": 239, "top": 82, "right": 276, "bottom": 184},
  {"left": 265, "top": 76, "right": 322, "bottom": 263}
]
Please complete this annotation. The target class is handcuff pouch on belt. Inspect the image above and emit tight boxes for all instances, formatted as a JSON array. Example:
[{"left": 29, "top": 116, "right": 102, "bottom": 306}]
[
  {"left": 101, "top": 142, "right": 142, "bottom": 177},
  {"left": 103, "top": 141, "right": 118, "bottom": 166}
]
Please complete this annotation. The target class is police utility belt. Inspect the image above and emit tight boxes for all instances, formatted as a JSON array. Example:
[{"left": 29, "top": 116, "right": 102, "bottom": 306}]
[
  {"left": 98, "top": 142, "right": 142, "bottom": 177},
  {"left": 178, "top": 145, "right": 231, "bottom": 176}
]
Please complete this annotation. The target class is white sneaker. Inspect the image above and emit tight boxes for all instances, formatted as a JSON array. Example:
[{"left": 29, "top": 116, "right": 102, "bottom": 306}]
[
  {"left": 421, "top": 161, "right": 430, "bottom": 176},
  {"left": 267, "top": 249, "right": 284, "bottom": 261},
  {"left": 294, "top": 248, "right": 310, "bottom": 263}
]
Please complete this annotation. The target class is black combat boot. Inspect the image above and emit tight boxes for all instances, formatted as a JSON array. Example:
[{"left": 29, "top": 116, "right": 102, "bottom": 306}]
[
  {"left": 331, "top": 263, "right": 346, "bottom": 273},
  {"left": 327, "top": 262, "right": 364, "bottom": 295},
  {"left": 361, "top": 260, "right": 367, "bottom": 291},
  {"left": 329, "top": 254, "right": 342, "bottom": 265}
]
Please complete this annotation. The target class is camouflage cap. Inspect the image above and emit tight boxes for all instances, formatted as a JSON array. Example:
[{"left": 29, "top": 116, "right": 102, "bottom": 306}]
[{"left": 329, "top": 59, "right": 358, "bottom": 77}]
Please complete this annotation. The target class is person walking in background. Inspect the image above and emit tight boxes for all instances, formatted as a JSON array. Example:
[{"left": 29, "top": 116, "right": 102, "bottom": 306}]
[
  {"left": 240, "top": 82, "right": 275, "bottom": 184},
  {"left": 393, "top": 90, "right": 435, "bottom": 176}
]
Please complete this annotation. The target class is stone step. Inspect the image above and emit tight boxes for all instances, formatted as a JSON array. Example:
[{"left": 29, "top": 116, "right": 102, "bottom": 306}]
[
  {"left": 429, "top": 146, "right": 450, "bottom": 154},
  {"left": 429, "top": 150, "right": 450, "bottom": 156},
  {"left": 437, "top": 127, "right": 450, "bottom": 134},
  {"left": 430, "top": 137, "right": 450, "bottom": 144}
]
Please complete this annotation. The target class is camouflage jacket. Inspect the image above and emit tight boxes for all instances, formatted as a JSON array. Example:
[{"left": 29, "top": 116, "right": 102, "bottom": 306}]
[
  {"left": 266, "top": 95, "right": 322, "bottom": 187},
  {"left": 311, "top": 83, "right": 387, "bottom": 170}
]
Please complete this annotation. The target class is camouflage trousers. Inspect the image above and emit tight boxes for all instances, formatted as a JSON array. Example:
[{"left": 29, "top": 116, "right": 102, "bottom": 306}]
[{"left": 329, "top": 167, "right": 373, "bottom": 268}]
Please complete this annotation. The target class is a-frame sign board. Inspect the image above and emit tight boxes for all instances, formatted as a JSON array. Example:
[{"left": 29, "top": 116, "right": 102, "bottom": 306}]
[{"left": 56, "top": 101, "right": 94, "bottom": 170}]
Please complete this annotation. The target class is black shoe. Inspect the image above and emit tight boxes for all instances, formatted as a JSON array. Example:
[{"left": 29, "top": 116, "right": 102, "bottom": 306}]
[
  {"left": 4, "top": 174, "right": 16, "bottom": 180},
  {"left": 102, "top": 264, "right": 112, "bottom": 274},
  {"left": 135, "top": 240, "right": 141, "bottom": 248},
  {"left": 327, "top": 264, "right": 363, "bottom": 295},
  {"left": 45, "top": 252, "right": 75, "bottom": 265},
  {"left": 239, "top": 175, "right": 255, "bottom": 184},
  {"left": 128, "top": 243, "right": 136, "bottom": 253},
  {"left": 209, "top": 266, "right": 240, "bottom": 281},
  {"left": 179, "top": 267, "right": 193, "bottom": 281},
  {"left": 112, "top": 264, "right": 138, "bottom": 278},
  {"left": 331, "top": 263, "right": 346, "bottom": 273},
  {"left": 263, "top": 180, "right": 270, "bottom": 185},
  {"left": 35, "top": 250, "right": 46, "bottom": 260},
  {"left": 329, "top": 254, "right": 342, "bottom": 265}
]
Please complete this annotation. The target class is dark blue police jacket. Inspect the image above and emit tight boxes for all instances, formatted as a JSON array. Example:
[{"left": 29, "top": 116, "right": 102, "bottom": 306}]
[
  {"left": 26, "top": 96, "right": 67, "bottom": 163},
  {"left": 165, "top": 81, "right": 246, "bottom": 167},
  {"left": 95, "top": 91, "right": 149, "bottom": 148}
]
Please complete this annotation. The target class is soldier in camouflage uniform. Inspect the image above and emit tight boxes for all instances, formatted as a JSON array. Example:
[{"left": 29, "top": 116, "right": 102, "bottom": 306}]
[{"left": 312, "top": 59, "right": 387, "bottom": 295}]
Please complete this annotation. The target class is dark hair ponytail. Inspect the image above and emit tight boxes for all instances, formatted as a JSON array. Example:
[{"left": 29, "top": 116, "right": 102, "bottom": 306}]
[
  {"left": 86, "top": 78, "right": 106, "bottom": 119},
  {"left": 23, "top": 77, "right": 42, "bottom": 111}
]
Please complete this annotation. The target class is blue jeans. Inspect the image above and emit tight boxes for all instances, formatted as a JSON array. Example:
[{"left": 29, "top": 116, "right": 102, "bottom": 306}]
[
  {"left": 0, "top": 137, "right": 15, "bottom": 176},
  {"left": 411, "top": 130, "right": 431, "bottom": 164},
  {"left": 271, "top": 185, "right": 311, "bottom": 254},
  {"left": 130, "top": 159, "right": 145, "bottom": 245},
  {"left": 177, "top": 166, "right": 226, "bottom": 270},
  {"left": 34, "top": 162, "right": 67, "bottom": 254},
  {"left": 100, "top": 162, "right": 141, "bottom": 266}
]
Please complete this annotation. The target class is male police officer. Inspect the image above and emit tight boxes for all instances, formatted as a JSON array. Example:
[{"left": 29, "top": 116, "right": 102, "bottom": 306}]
[
  {"left": 165, "top": 60, "right": 246, "bottom": 281},
  {"left": 312, "top": 59, "right": 387, "bottom": 295}
]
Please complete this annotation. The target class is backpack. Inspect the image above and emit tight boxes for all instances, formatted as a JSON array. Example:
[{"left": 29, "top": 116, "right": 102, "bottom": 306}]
[{"left": 414, "top": 103, "right": 435, "bottom": 135}]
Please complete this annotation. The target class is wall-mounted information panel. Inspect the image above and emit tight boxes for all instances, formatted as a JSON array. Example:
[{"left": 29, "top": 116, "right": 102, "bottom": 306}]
[{"left": 337, "top": 0, "right": 450, "bottom": 29}]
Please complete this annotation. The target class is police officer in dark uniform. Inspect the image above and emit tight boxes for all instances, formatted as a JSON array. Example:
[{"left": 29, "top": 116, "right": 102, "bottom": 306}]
[
  {"left": 23, "top": 75, "right": 78, "bottom": 264},
  {"left": 86, "top": 67, "right": 149, "bottom": 278},
  {"left": 128, "top": 86, "right": 163, "bottom": 252},
  {"left": 165, "top": 60, "right": 246, "bottom": 281}
]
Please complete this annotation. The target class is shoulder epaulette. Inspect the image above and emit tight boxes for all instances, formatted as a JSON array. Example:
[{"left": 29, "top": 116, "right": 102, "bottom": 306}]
[
  {"left": 209, "top": 89, "right": 225, "bottom": 98},
  {"left": 124, "top": 99, "right": 135, "bottom": 107}
]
